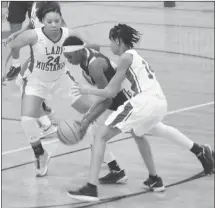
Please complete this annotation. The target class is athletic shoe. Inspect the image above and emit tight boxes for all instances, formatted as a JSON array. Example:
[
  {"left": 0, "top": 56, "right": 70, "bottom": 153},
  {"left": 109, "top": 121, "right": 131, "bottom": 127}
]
[
  {"left": 197, "top": 144, "right": 214, "bottom": 175},
  {"left": 4, "top": 66, "right": 21, "bottom": 81},
  {"left": 35, "top": 150, "right": 51, "bottom": 177},
  {"left": 67, "top": 183, "right": 99, "bottom": 202},
  {"left": 99, "top": 170, "right": 128, "bottom": 184},
  {"left": 40, "top": 123, "right": 58, "bottom": 139},
  {"left": 143, "top": 176, "right": 165, "bottom": 192}
]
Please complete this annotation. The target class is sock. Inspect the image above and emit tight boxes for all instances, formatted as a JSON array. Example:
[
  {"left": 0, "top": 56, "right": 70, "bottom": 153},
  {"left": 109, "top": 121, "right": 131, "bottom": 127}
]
[
  {"left": 107, "top": 160, "right": 121, "bottom": 172},
  {"left": 190, "top": 143, "right": 203, "bottom": 156},
  {"left": 87, "top": 182, "right": 97, "bottom": 188},
  {"left": 149, "top": 174, "right": 158, "bottom": 180},
  {"left": 38, "top": 115, "right": 52, "bottom": 128},
  {"left": 31, "top": 140, "right": 44, "bottom": 158},
  {"left": 21, "top": 116, "right": 44, "bottom": 157},
  {"left": 104, "top": 149, "right": 115, "bottom": 164},
  {"left": 11, "top": 58, "right": 21, "bottom": 67}
]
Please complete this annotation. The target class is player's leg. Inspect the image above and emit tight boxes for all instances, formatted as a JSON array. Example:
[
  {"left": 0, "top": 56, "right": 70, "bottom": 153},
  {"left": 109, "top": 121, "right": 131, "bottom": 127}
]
[
  {"left": 150, "top": 122, "right": 214, "bottom": 174},
  {"left": 21, "top": 94, "right": 50, "bottom": 177},
  {"left": 90, "top": 109, "right": 128, "bottom": 184},
  {"left": 5, "top": 2, "right": 29, "bottom": 80},
  {"left": 21, "top": 80, "right": 52, "bottom": 176},
  {"left": 66, "top": 96, "right": 164, "bottom": 200},
  {"left": 131, "top": 131, "right": 165, "bottom": 192},
  {"left": 17, "top": 59, "right": 56, "bottom": 138},
  {"left": 72, "top": 95, "right": 128, "bottom": 181},
  {"left": 90, "top": 123, "right": 128, "bottom": 184},
  {"left": 125, "top": 96, "right": 167, "bottom": 192},
  {"left": 67, "top": 125, "right": 121, "bottom": 201}
]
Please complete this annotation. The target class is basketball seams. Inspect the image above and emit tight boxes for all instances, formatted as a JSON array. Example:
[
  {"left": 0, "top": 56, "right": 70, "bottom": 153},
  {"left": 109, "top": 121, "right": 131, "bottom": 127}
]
[
  {"left": 64, "top": 120, "right": 78, "bottom": 143},
  {"left": 57, "top": 123, "right": 71, "bottom": 145}
]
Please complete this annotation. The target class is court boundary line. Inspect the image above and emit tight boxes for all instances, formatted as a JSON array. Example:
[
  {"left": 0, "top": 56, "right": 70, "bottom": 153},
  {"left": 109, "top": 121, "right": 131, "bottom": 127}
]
[
  {"left": 2, "top": 101, "right": 214, "bottom": 157},
  {"left": 2, "top": 21, "right": 214, "bottom": 61},
  {"left": 24, "top": 170, "right": 213, "bottom": 208}
]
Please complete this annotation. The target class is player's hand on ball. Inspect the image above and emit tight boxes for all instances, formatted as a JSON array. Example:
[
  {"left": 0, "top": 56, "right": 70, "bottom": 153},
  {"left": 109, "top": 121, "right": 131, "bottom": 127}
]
[
  {"left": 71, "top": 83, "right": 88, "bottom": 95},
  {"left": 75, "top": 120, "right": 88, "bottom": 139}
]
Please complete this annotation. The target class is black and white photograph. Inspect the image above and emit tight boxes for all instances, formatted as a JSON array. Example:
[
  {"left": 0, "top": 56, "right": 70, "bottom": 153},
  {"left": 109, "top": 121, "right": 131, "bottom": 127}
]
[{"left": 1, "top": 1, "right": 214, "bottom": 208}]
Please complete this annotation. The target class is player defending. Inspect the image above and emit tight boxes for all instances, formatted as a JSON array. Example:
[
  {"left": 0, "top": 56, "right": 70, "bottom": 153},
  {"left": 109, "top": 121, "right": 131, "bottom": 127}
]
[
  {"left": 4, "top": 2, "right": 99, "bottom": 177},
  {"left": 4, "top": 2, "right": 60, "bottom": 138},
  {"left": 68, "top": 24, "right": 214, "bottom": 201},
  {"left": 62, "top": 36, "right": 129, "bottom": 184}
]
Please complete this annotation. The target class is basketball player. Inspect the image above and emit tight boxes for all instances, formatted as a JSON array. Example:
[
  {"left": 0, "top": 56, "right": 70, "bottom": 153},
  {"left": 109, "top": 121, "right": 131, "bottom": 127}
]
[
  {"left": 4, "top": 1, "right": 98, "bottom": 139},
  {"left": 4, "top": 2, "right": 61, "bottom": 138},
  {"left": 62, "top": 36, "right": 131, "bottom": 184},
  {"left": 68, "top": 24, "right": 214, "bottom": 201},
  {"left": 5, "top": 2, "right": 100, "bottom": 177},
  {"left": 3, "top": 1, "right": 33, "bottom": 81}
]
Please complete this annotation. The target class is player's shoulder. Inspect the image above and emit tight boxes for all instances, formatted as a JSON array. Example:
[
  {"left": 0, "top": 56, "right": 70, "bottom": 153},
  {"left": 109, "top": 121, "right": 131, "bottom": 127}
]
[
  {"left": 119, "top": 51, "right": 133, "bottom": 64},
  {"left": 89, "top": 57, "right": 107, "bottom": 72}
]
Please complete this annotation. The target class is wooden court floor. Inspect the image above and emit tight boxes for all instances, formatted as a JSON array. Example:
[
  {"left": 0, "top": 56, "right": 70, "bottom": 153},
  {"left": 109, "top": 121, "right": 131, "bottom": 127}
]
[{"left": 1, "top": 2, "right": 214, "bottom": 208}]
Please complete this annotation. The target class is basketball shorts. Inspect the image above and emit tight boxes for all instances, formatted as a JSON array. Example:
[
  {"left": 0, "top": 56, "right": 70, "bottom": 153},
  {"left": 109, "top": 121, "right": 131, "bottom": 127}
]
[
  {"left": 7, "top": 1, "right": 33, "bottom": 24},
  {"left": 108, "top": 90, "right": 128, "bottom": 111},
  {"left": 23, "top": 72, "right": 81, "bottom": 103},
  {"left": 105, "top": 93, "right": 168, "bottom": 137}
]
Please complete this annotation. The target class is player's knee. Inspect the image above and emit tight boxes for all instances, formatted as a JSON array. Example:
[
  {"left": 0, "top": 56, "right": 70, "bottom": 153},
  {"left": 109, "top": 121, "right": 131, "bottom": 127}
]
[
  {"left": 94, "top": 129, "right": 111, "bottom": 143},
  {"left": 21, "top": 98, "right": 42, "bottom": 118}
]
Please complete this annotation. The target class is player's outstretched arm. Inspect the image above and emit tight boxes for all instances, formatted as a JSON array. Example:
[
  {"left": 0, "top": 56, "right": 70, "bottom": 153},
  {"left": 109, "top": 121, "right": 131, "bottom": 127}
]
[
  {"left": 4, "top": 30, "right": 37, "bottom": 75},
  {"left": 8, "top": 29, "right": 37, "bottom": 50},
  {"left": 3, "top": 21, "right": 32, "bottom": 48}
]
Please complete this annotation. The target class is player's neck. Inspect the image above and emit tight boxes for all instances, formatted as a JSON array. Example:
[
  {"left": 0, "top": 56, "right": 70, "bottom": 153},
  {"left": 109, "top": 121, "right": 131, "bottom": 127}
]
[
  {"left": 43, "top": 27, "right": 61, "bottom": 41},
  {"left": 118, "top": 44, "right": 130, "bottom": 56}
]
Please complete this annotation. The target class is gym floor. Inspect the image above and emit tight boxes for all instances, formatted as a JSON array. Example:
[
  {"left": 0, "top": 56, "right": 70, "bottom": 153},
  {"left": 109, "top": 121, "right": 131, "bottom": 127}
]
[{"left": 1, "top": 2, "right": 214, "bottom": 208}]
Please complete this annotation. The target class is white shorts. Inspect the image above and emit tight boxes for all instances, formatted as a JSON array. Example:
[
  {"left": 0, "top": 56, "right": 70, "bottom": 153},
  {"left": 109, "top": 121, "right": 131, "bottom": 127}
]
[
  {"left": 23, "top": 72, "right": 81, "bottom": 103},
  {"left": 105, "top": 93, "right": 168, "bottom": 137}
]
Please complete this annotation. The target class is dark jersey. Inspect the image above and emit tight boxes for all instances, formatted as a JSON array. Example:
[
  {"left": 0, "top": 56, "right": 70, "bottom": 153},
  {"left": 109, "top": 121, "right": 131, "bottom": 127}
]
[{"left": 80, "top": 48, "right": 128, "bottom": 111}]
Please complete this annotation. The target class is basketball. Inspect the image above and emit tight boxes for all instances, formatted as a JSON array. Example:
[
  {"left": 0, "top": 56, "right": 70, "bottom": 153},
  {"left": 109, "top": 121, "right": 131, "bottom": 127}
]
[{"left": 57, "top": 119, "right": 83, "bottom": 145}]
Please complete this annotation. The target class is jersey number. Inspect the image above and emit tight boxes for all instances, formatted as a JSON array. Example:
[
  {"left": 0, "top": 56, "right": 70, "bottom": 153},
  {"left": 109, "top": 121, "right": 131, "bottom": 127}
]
[
  {"left": 142, "top": 60, "right": 154, "bottom": 79},
  {"left": 47, "top": 56, "right": 60, "bottom": 65}
]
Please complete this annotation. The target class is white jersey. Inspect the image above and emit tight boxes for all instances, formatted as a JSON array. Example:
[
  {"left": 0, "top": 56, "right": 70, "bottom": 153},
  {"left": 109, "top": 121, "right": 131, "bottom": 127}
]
[
  {"left": 29, "top": 27, "right": 69, "bottom": 82},
  {"left": 123, "top": 49, "right": 165, "bottom": 98},
  {"left": 30, "top": 2, "right": 44, "bottom": 29}
]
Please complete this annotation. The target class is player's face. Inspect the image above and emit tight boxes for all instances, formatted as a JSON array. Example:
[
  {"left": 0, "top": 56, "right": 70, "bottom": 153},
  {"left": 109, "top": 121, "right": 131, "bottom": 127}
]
[
  {"left": 64, "top": 51, "right": 81, "bottom": 65},
  {"left": 109, "top": 38, "right": 119, "bottom": 55},
  {"left": 42, "top": 12, "right": 62, "bottom": 33}
]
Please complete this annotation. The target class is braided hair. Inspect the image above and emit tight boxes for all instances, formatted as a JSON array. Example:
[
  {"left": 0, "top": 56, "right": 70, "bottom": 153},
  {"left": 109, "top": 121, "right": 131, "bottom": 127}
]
[{"left": 109, "top": 24, "right": 141, "bottom": 48}]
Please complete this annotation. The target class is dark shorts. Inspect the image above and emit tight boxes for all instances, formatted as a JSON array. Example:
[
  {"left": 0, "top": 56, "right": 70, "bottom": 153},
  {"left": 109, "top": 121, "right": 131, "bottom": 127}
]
[
  {"left": 108, "top": 90, "right": 128, "bottom": 111},
  {"left": 7, "top": 1, "right": 33, "bottom": 24}
]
